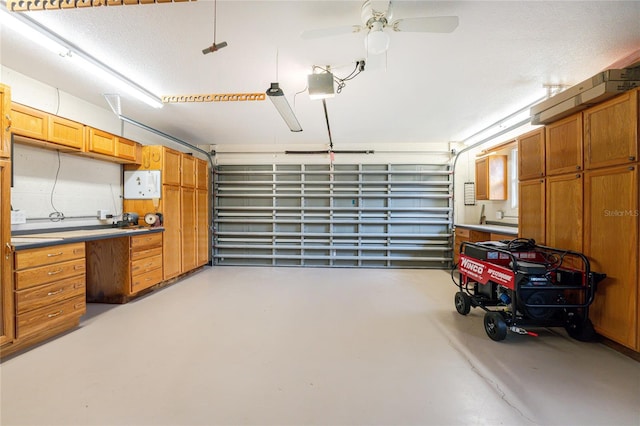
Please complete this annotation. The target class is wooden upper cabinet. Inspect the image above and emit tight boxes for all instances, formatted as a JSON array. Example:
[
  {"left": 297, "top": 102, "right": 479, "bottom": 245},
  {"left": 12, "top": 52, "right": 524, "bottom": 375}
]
[
  {"left": 196, "top": 158, "right": 209, "bottom": 190},
  {"left": 115, "top": 137, "right": 141, "bottom": 163},
  {"left": 11, "top": 103, "right": 48, "bottom": 141},
  {"left": 545, "top": 112, "right": 583, "bottom": 176},
  {"left": 181, "top": 154, "right": 196, "bottom": 188},
  {"left": 518, "top": 128, "right": 545, "bottom": 180},
  {"left": 163, "top": 148, "right": 182, "bottom": 186},
  {"left": 86, "top": 127, "right": 116, "bottom": 156},
  {"left": 584, "top": 88, "right": 638, "bottom": 170},
  {"left": 48, "top": 115, "right": 84, "bottom": 150},
  {"left": 475, "top": 155, "right": 507, "bottom": 200},
  {"left": 0, "top": 85, "right": 10, "bottom": 158}
]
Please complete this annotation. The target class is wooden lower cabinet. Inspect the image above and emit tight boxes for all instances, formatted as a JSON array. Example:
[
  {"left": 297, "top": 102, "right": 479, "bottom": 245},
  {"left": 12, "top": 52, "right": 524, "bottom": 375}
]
[
  {"left": 519, "top": 178, "right": 546, "bottom": 244},
  {"left": 181, "top": 187, "right": 197, "bottom": 272},
  {"left": 163, "top": 184, "right": 182, "bottom": 279},
  {"left": 86, "top": 232, "right": 163, "bottom": 303},
  {"left": 585, "top": 165, "right": 639, "bottom": 350},
  {"left": 453, "top": 227, "right": 490, "bottom": 264},
  {"left": 0, "top": 160, "right": 14, "bottom": 347},
  {"left": 196, "top": 188, "right": 210, "bottom": 266},
  {"left": 2, "top": 242, "right": 86, "bottom": 357}
]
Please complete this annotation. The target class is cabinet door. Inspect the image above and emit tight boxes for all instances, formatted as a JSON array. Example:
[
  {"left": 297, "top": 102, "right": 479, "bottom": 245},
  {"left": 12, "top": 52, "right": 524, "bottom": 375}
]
[
  {"left": 181, "top": 154, "right": 196, "bottom": 188},
  {"left": 0, "top": 85, "right": 10, "bottom": 158},
  {"left": 196, "top": 158, "right": 209, "bottom": 190},
  {"left": 115, "top": 137, "right": 141, "bottom": 164},
  {"left": 48, "top": 115, "right": 84, "bottom": 150},
  {"left": 475, "top": 157, "right": 488, "bottom": 200},
  {"left": 86, "top": 127, "right": 116, "bottom": 156},
  {"left": 11, "top": 103, "right": 48, "bottom": 140},
  {"left": 518, "top": 178, "right": 545, "bottom": 245},
  {"left": 163, "top": 148, "right": 182, "bottom": 186},
  {"left": 545, "top": 113, "right": 583, "bottom": 176},
  {"left": 584, "top": 89, "right": 638, "bottom": 170},
  {"left": 0, "top": 160, "right": 14, "bottom": 346},
  {"left": 518, "top": 128, "right": 545, "bottom": 180},
  {"left": 181, "top": 187, "right": 197, "bottom": 272},
  {"left": 162, "top": 185, "right": 182, "bottom": 280},
  {"left": 585, "top": 165, "right": 638, "bottom": 350},
  {"left": 545, "top": 173, "right": 583, "bottom": 253},
  {"left": 196, "top": 188, "right": 209, "bottom": 266}
]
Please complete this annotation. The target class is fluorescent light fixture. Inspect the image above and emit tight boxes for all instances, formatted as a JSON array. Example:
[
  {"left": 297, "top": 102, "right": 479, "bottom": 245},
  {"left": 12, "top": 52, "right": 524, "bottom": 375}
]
[
  {"left": 462, "top": 97, "right": 547, "bottom": 146},
  {"left": 266, "top": 82, "right": 302, "bottom": 132},
  {"left": 308, "top": 72, "right": 335, "bottom": 100},
  {"left": 0, "top": 3, "right": 163, "bottom": 109}
]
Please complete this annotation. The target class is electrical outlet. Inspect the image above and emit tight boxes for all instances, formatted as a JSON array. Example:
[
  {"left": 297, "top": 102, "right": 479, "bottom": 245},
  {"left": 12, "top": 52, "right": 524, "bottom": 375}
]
[{"left": 98, "top": 209, "right": 109, "bottom": 220}]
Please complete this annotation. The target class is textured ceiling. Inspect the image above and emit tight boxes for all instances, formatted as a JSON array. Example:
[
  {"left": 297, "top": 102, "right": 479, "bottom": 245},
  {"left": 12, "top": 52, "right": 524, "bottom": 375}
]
[{"left": 1, "top": 1, "right": 639, "bottom": 149}]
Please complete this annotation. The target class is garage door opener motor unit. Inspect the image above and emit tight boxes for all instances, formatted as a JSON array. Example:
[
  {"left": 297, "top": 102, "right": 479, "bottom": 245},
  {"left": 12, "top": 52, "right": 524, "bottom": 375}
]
[{"left": 453, "top": 239, "right": 606, "bottom": 341}]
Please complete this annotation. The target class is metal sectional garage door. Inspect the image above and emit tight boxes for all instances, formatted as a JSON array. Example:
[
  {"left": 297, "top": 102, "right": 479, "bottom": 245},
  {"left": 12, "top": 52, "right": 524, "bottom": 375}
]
[{"left": 213, "top": 164, "right": 452, "bottom": 268}]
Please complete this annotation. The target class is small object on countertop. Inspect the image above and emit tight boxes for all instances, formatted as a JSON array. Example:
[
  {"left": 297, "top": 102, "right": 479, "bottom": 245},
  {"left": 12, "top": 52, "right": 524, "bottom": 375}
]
[{"left": 479, "top": 204, "right": 486, "bottom": 224}]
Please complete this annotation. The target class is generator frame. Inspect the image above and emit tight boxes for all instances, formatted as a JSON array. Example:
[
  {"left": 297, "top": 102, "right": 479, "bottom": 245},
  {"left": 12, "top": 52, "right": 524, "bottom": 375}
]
[{"left": 453, "top": 240, "right": 604, "bottom": 342}]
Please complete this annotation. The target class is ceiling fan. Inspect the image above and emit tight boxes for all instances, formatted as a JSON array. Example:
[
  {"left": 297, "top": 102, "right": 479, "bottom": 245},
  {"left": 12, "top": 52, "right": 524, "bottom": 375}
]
[{"left": 301, "top": 0, "right": 459, "bottom": 55}]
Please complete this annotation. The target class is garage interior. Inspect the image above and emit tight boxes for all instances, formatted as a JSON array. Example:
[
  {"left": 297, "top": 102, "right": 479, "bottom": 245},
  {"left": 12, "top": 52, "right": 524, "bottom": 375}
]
[{"left": 1, "top": 1, "right": 640, "bottom": 425}]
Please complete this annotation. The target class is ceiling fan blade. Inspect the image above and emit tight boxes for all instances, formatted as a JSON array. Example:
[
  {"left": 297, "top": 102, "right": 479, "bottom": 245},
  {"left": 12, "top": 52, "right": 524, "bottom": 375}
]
[
  {"left": 392, "top": 16, "right": 459, "bottom": 33},
  {"left": 301, "top": 25, "right": 363, "bottom": 40}
]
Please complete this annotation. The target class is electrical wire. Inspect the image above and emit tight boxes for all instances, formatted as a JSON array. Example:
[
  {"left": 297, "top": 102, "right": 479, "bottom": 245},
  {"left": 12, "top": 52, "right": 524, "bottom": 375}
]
[
  {"left": 312, "top": 61, "right": 365, "bottom": 95},
  {"left": 49, "top": 150, "right": 65, "bottom": 221}
]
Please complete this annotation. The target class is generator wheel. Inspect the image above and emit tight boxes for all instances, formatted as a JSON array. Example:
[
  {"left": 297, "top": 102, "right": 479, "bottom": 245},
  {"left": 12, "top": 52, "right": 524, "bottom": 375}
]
[
  {"left": 484, "top": 312, "right": 507, "bottom": 341},
  {"left": 454, "top": 291, "right": 471, "bottom": 315}
]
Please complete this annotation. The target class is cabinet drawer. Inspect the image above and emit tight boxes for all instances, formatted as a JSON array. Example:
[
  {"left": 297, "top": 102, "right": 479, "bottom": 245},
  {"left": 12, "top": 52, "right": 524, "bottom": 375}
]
[
  {"left": 15, "top": 242, "right": 85, "bottom": 270},
  {"left": 15, "top": 259, "right": 86, "bottom": 290},
  {"left": 16, "top": 275, "right": 85, "bottom": 315},
  {"left": 131, "top": 254, "right": 162, "bottom": 276},
  {"left": 16, "top": 295, "right": 85, "bottom": 339},
  {"left": 131, "top": 267, "right": 163, "bottom": 294},
  {"left": 131, "top": 233, "right": 163, "bottom": 250},
  {"left": 455, "top": 228, "right": 470, "bottom": 238},
  {"left": 130, "top": 246, "right": 162, "bottom": 261}
]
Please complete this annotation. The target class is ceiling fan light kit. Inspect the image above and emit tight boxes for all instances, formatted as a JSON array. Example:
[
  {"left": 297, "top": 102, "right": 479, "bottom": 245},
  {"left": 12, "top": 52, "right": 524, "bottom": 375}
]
[
  {"left": 365, "top": 22, "right": 390, "bottom": 55},
  {"left": 266, "top": 83, "right": 303, "bottom": 132}
]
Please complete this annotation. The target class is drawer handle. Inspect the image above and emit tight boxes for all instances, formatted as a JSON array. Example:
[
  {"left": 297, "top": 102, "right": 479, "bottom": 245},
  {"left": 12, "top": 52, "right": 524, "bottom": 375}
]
[
  {"left": 5, "top": 114, "right": 11, "bottom": 131},
  {"left": 47, "top": 252, "right": 64, "bottom": 257},
  {"left": 47, "top": 288, "right": 64, "bottom": 296},
  {"left": 47, "top": 269, "right": 64, "bottom": 276},
  {"left": 48, "top": 310, "right": 63, "bottom": 318}
]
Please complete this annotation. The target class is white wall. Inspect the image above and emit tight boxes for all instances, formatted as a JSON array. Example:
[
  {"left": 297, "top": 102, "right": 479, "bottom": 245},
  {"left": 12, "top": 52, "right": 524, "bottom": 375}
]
[{"left": 11, "top": 144, "right": 122, "bottom": 231}]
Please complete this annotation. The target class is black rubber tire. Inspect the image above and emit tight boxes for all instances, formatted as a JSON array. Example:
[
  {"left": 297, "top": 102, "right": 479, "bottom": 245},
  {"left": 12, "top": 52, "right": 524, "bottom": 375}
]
[
  {"left": 454, "top": 291, "right": 471, "bottom": 315},
  {"left": 484, "top": 312, "right": 508, "bottom": 341},
  {"left": 566, "top": 316, "right": 597, "bottom": 342}
]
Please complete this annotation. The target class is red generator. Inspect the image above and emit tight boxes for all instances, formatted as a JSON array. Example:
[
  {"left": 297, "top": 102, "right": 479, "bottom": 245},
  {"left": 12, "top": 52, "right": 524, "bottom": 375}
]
[{"left": 453, "top": 239, "right": 606, "bottom": 341}]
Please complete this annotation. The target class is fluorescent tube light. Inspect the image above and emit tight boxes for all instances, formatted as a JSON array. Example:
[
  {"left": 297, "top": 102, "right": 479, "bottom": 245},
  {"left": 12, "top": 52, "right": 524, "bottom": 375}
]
[
  {"left": 266, "top": 82, "right": 302, "bottom": 132},
  {"left": 0, "top": 3, "right": 164, "bottom": 109}
]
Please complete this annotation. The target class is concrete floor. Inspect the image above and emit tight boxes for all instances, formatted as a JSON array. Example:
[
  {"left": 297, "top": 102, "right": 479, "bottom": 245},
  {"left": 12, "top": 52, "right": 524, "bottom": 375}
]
[{"left": 1, "top": 266, "right": 639, "bottom": 426}]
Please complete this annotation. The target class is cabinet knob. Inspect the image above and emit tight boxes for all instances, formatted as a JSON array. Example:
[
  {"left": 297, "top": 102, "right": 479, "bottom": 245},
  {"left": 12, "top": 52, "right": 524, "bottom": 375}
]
[
  {"left": 629, "top": 166, "right": 635, "bottom": 171},
  {"left": 576, "top": 174, "right": 582, "bottom": 178},
  {"left": 629, "top": 156, "right": 636, "bottom": 162},
  {"left": 576, "top": 165, "right": 581, "bottom": 170}
]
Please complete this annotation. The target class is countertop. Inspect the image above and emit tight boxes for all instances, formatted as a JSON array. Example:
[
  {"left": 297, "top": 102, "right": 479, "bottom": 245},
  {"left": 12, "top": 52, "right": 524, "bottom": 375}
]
[
  {"left": 454, "top": 223, "right": 519, "bottom": 236},
  {"left": 11, "top": 226, "right": 164, "bottom": 250}
]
